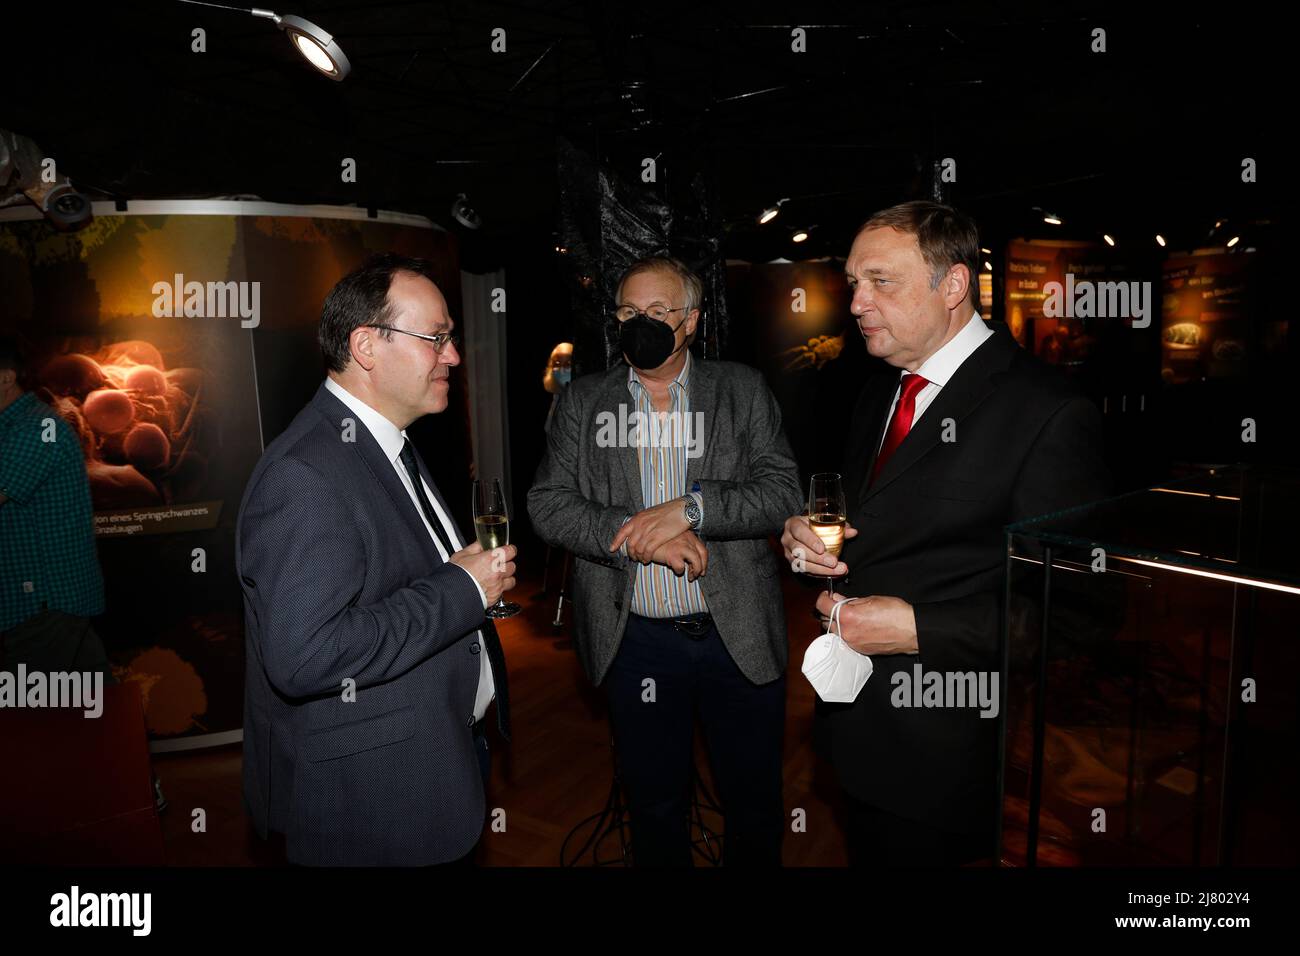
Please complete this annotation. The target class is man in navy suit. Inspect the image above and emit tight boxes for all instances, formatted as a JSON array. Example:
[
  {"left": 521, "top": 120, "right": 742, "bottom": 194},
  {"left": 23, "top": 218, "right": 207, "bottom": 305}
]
[{"left": 237, "top": 254, "right": 515, "bottom": 866}]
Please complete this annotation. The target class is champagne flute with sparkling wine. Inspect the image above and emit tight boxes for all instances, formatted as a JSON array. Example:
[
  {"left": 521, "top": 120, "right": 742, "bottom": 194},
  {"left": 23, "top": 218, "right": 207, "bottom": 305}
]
[
  {"left": 807, "top": 473, "right": 847, "bottom": 597},
  {"left": 473, "top": 478, "right": 521, "bottom": 619}
]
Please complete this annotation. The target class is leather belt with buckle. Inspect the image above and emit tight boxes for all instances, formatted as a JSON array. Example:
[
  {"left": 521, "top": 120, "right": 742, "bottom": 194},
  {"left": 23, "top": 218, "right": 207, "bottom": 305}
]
[{"left": 668, "top": 613, "right": 713, "bottom": 639}]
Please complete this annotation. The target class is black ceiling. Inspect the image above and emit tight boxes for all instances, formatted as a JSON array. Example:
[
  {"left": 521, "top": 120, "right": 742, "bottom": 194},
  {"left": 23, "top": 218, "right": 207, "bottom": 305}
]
[{"left": 1, "top": 1, "right": 1282, "bottom": 260}]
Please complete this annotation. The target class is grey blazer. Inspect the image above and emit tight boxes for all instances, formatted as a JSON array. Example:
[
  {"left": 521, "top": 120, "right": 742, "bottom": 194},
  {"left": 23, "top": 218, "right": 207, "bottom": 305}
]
[
  {"left": 527, "top": 358, "right": 802, "bottom": 686},
  {"left": 236, "top": 383, "right": 499, "bottom": 866}
]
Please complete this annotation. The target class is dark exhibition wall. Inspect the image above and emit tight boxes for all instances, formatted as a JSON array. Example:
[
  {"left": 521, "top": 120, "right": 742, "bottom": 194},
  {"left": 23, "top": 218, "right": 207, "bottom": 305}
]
[{"left": 2, "top": 4, "right": 1290, "bottom": 517}]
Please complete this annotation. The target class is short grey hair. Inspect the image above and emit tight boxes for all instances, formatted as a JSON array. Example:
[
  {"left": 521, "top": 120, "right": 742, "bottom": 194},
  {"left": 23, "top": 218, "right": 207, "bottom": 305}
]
[{"left": 616, "top": 255, "right": 703, "bottom": 315}]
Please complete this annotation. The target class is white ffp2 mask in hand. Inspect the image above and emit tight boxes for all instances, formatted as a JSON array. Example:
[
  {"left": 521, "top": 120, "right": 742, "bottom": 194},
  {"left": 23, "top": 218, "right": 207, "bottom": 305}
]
[{"left": 801, "top": 598, "right": 873, "bottom": 703}]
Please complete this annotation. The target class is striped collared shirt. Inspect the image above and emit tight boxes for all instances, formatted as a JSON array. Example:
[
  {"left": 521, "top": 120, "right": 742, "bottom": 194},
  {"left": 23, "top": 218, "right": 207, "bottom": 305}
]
[{"left": 627, "top": 354, "right": 708, "bottom": 618}]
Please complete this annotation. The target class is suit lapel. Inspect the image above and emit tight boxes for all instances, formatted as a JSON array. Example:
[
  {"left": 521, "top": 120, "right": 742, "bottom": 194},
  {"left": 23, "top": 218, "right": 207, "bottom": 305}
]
[
  {"left": 850, "top": 373, "right": 898, "bottom": 503},
  {"left": 310, "top": 384, "right": 441, "bottom": 567},
  {"left": 862, "top": 324, "right": 1016, "bottom": 503},
  {"left": 601, "top": 364, "right": 645, "bottom": 511},
  {"left": 684, "top": 358, "right": 716, "bottom": 488},
  {"left": 412, "top": 453, "right": 467, "bottom": 549}
]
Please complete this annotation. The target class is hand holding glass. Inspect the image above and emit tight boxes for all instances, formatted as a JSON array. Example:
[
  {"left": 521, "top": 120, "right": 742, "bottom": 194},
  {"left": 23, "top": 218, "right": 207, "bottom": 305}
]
[
  {"left": 807, "top": 473, "right": 847, "bottom": 597},
  {"left": 473, "top": 478, "right": 521, "bottom": 619}
]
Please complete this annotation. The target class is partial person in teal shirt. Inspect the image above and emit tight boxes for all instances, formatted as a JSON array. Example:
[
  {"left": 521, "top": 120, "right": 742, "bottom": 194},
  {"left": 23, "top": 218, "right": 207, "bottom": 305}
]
[{"left": 0, "top": 336, "right": 110, "bottom": 676}]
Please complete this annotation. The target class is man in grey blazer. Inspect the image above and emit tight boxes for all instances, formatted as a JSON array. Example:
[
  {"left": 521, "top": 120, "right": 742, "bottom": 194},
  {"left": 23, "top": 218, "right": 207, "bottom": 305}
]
[
  {"left": 237, "top": 254, "right": 515, "bottom": 866},
  {"left": 528, "top": 256, "right": 801, "bottom": 866}
]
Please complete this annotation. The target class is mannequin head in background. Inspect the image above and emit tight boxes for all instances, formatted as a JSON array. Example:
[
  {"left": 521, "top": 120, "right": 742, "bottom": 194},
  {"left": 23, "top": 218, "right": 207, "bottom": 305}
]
[{"left": 543, "top": 342, "right": 573, "bottom": 394}]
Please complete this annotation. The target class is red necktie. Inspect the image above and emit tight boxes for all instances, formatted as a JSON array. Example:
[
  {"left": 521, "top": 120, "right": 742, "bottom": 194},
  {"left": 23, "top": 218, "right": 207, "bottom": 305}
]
[{"left": 869, "top": 373, "right": 929, "bottom": 486}]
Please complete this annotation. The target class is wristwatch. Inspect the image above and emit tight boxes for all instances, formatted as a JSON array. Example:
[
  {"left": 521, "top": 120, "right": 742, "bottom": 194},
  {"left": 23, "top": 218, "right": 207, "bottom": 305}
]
[{"left": 682, "top": 494, "right": 702, "bottom": 530}]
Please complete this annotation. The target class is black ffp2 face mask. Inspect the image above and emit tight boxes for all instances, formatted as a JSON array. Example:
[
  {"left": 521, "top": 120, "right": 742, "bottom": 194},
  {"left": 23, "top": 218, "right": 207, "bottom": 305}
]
[{"left": 618, "top": 313, "right": 687, "bottom": 370}]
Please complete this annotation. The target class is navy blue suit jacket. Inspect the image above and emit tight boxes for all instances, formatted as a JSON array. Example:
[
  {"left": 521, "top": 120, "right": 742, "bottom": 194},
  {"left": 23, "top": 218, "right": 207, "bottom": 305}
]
[{"left": 236, "top": 383, "right": 502, "bottom": 865}]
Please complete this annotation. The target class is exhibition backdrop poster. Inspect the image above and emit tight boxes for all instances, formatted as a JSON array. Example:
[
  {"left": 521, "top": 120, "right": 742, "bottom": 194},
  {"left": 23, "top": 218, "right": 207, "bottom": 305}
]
[
  {"left": 725, "top": 260, "right": 867, "bottom": 477},
  {"left": 0, "top": 212, "right": 261, "bottom": 743},
  {"left": 1161, "top": 250, "right": 1251, "bottom": 384},
  {"left": 1005, "top": 238, "right": 1145, "bottom": 367},
  {"left": 0, "top": 207, "right": 460, "bottom": 746},
  {"left": 239, "top": 216, "right": 459, "bottom": 447}
]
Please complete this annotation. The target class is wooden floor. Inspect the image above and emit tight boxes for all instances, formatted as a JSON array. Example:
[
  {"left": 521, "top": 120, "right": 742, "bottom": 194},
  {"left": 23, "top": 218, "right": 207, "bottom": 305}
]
[{"left": 154, "top": 565, "right": 851, "bottom": 866}]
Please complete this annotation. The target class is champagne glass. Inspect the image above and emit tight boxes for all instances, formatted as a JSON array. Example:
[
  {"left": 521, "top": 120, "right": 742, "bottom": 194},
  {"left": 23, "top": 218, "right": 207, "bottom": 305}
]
[
  {"left": 473, "top": 478, "right": 520, "bottom": 619},
  {"left": 807, "top": 473, "right": 847, "bottom": 597}
]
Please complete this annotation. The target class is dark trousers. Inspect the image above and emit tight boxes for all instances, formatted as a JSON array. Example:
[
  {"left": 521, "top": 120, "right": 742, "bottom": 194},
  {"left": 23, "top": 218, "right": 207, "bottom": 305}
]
[
  {"left": 0, "top": 608, "right": 114, "bottom": 679},
  {"left": 603, "top": 614, "right": 786, "bottom": 867},
  {"left": 843, "top": 794, "right": 994, "bottom": 867}
]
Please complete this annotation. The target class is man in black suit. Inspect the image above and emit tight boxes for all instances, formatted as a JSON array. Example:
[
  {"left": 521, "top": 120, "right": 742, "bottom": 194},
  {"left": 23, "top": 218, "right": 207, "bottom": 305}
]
[
  {"left": 781, "top": 201, "right": 1110, "bottom": 866},
  {"left": 237, "top": 254, "right": 515, "bottom": 865}
]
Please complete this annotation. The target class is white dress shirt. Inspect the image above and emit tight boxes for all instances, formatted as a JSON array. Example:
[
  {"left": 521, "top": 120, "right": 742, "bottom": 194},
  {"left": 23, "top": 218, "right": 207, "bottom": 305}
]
[
  {"left": 324, "top": 377, "right": 495, "bottom": 721},
  {"left": 877, "top": 311, "right": 995, "bottom": 453}
]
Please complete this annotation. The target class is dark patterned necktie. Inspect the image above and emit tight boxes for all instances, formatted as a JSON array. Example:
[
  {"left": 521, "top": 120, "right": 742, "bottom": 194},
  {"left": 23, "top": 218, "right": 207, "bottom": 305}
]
[
  {"left": 399, "top": 439, "right": 456, "bottom": 557},
  {"left": 398, "top": 438, "right": 510, "bottom": 739}
]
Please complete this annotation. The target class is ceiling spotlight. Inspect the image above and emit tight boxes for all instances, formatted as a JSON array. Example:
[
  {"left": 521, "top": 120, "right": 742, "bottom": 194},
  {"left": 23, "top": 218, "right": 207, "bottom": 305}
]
[
  {"left": 980, "top": 247, "right": 991, "bottom": 255},
  {"left": 255, "top": 11, "right": 351, "bottom": 80},
  {"left": 983, "top": 260, "right": 992, "bottom": 271},
  {"left": 1043, "top": 213, "right": 1062, "bottom": 225},
  {"left": 1103, "top": 234, "right": 1115, "bottom": 247},
  {"left": 1155, "top": 234, "right": 1166, "bottom": 247},
  {"left": 451, "top": 193, "right": 481, "bottom": 230},
  {"left": 758, "top": 198, "right": 789, "bottom": 225},
  {"left": 1226, "top": 236, "right": 1240, "bottom": 248},
  {"left": 791, "top": 230, "right": 809, "bottom": 243},
  {"left": 178, "top": 3, "right": 351, "bottom": 80}
]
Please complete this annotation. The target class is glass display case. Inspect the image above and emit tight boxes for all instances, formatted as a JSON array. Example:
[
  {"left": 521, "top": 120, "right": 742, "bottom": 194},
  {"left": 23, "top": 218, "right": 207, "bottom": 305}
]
[{"left": 1001, "top": 465, "right": 1299, "bottom": 865}]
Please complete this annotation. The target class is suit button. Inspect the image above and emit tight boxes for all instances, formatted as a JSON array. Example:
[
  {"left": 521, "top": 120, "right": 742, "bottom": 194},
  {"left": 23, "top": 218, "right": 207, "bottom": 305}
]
[
  {"left": 467, "top": 715, "right": 475, "bottom": 727},
  {"left": 470, "top": 642, "right": 481, "bottom": 655}
]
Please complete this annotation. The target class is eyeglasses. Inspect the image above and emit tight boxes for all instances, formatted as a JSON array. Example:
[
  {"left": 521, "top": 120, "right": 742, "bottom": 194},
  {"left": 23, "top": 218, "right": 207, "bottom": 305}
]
[
  {"left": 614, "top": 305, "right": 689, "bottom": 322},
  {"left": 368, "top": 325, "right": 460, "bottom": 353}
]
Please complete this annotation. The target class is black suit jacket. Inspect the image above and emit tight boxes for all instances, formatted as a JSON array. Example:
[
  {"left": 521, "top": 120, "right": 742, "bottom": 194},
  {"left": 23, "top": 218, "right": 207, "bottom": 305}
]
[
  {"left": 816, "top": 320, "right": 1110, "bottom": 834},
  {"left": 236, "top": 383, "right": 505, "bottom": 865}
]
